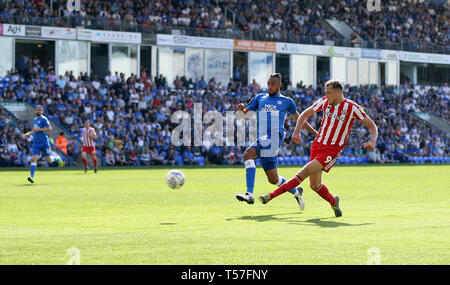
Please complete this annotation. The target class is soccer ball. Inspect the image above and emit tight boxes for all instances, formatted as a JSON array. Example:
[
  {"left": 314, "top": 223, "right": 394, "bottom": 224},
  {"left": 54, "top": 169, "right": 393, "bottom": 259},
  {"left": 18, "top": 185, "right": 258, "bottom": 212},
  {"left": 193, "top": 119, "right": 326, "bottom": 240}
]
[{"left": 166, "top": 170, "right": 185, "bottom": 189}]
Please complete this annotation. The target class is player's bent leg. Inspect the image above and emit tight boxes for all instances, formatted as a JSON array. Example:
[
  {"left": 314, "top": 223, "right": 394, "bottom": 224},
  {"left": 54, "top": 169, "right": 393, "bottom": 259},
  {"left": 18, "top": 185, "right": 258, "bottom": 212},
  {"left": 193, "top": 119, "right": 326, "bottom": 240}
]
[
  {"left": 81, "top": 152, "right": 88, "bottom": 172},
  {"left": 236, "top": 147, "right": 258, "bottom": 204},
  {"left": 265, "top": 168, "right": 280, "bottom": 185},
  {"left": 46, "top": 154, "right": 63, "bottom": 167},
  {"left": 259, "top": 159, "right": 323, "bottom": 204},
  {"left": 28, "top": 155, "right": 40, "bottom": 183},
  {"left": 91, "top": 154, "right": 98, "bottom": 173},
  {"left": 309, "top": 171, "right": 341, "bottom": 217},
  {"left": 309, "top": 172, "right": 323, "bottom": 192},
  {"left": 265, "top": 168, "right": 304, "bottom": 210}
]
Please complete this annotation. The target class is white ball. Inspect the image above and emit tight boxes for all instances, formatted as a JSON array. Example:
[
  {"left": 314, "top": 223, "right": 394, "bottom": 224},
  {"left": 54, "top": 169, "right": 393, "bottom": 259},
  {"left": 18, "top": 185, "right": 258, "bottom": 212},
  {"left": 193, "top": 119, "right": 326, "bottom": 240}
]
[{"left": 166, "top": 169, "right": 185, "bottom": 189}]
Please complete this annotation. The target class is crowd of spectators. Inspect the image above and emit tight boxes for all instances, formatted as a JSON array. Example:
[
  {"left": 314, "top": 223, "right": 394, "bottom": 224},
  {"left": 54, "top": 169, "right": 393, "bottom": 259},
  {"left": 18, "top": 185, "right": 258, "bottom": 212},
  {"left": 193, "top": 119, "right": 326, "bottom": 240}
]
[
  {"left": 0, "top": 0, "right": 448, "bottom": 51},
  {"left": 324, "top": 0, "right": 448, "bottom": 49},
  {"left": 0, "top": 106, "right": 32, "bottom": 167},
  {"left": 0, "top": 56, "right": 448, "bottom": 167}
]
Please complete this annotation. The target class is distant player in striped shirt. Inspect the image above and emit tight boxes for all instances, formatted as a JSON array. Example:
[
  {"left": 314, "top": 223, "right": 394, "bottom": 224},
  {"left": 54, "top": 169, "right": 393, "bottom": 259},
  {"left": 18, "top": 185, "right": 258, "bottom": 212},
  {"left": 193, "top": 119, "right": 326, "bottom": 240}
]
[
  {"left": 81, "top": 119, "right": 98, "bottom": 173},
  {"left": 259, "top": 79, "right": 378, "bottom": 217}
]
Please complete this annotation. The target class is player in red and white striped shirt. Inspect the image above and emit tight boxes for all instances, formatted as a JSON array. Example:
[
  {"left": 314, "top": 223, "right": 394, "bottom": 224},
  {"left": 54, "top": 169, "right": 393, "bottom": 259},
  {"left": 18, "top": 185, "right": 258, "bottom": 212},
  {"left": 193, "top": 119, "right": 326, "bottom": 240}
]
[
  {"left": 81, "top": 119, "right": 98, "bottom": 173},
  {"left": 259, "top": 79, "right": 378, "bottom": 217}
]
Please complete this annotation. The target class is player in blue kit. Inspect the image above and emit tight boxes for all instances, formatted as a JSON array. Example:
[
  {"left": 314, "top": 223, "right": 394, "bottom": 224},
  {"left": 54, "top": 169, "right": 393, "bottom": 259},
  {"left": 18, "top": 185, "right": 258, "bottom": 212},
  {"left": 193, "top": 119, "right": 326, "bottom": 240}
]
[
  {"left": 25, "top": 105, "right": 63, "bottom": 183},
  {"left": 236, "top": 73, "right": 318, "bottom": 208}
]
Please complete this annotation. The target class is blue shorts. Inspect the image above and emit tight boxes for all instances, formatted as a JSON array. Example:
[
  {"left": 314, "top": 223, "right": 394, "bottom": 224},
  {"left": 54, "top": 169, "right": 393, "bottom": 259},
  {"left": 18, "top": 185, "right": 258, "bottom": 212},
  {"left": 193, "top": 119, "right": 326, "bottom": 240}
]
[
  {"left": 251, "top": 135, "right": 282, "bottom": 172},
  {"left": 32, "top": 142, "right": 51, "bottom": 157}
]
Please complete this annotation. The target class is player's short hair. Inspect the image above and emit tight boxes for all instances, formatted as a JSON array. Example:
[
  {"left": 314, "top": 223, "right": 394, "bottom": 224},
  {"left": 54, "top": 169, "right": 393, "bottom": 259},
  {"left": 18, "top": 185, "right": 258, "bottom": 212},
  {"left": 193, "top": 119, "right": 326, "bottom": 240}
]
[
  {"left": 35, "top": 104, "right": 43, "bottom": 109},
  {"left": 269, "top": 73, "right": 282, "bottom": 81},
  {"left": 325, "top": 79, "right": 344, "bottom": 91}
]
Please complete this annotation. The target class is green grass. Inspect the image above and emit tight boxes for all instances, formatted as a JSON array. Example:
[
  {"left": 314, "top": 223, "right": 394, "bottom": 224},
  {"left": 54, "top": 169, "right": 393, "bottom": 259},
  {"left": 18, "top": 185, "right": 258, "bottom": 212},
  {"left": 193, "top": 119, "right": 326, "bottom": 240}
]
[{"left": 0, "top": 165, "right": 449, "bottom": 265}]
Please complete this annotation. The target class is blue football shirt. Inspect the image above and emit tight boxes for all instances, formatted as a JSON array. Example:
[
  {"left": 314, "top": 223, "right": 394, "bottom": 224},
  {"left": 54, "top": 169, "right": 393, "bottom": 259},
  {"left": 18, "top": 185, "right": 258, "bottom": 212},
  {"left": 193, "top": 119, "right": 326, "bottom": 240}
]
[
  {"left": 247, "top": 93, "right": 297, "bottom": 139},
  {"left": 32, "top": 115, "right": 51, "bottom": 146}
]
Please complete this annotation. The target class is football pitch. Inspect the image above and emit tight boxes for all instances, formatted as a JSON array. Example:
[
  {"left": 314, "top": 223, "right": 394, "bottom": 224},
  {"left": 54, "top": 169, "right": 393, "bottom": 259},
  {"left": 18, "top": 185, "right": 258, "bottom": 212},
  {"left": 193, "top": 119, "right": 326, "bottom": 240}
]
[{"left": 0, "top": 165, "right": 449, "bottom": 265}]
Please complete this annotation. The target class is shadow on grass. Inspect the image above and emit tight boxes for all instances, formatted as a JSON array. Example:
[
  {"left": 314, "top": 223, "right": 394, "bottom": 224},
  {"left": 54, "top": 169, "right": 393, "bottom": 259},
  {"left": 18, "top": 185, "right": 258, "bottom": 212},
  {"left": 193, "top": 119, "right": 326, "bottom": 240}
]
[
  {"left": 160, "top": 223, "right": 178, "bottom": 226},
  {"left": 226, "top": 213, "right": 373, "bottom": 228}
]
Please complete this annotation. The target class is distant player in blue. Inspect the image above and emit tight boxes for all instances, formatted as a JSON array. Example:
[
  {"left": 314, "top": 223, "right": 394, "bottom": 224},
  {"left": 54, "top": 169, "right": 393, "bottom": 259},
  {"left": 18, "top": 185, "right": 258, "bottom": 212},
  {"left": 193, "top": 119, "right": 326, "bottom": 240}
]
[
  {"left": 236, "top": 73, "right": 318, "bottom": 208},
  {"left": 25, "top": 105, "right": 63, "bottom": 183}
]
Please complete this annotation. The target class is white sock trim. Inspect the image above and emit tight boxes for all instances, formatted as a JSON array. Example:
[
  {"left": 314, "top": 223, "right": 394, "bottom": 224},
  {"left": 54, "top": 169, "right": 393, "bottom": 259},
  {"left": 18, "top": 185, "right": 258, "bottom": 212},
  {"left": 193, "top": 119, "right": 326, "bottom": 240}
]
[
  {"left": 276, "top": 176, "right": 284, "bottom": 186},
  {"left": 244, "top": 159, "right": 256, "bottom": 168}
]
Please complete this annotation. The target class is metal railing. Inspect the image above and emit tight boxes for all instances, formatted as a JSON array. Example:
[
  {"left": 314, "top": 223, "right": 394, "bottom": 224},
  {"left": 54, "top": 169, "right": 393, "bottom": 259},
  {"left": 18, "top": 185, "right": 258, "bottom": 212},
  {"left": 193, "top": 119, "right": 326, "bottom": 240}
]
[{"left": 1, "top": 15, "right": 448, "bottom": 54}]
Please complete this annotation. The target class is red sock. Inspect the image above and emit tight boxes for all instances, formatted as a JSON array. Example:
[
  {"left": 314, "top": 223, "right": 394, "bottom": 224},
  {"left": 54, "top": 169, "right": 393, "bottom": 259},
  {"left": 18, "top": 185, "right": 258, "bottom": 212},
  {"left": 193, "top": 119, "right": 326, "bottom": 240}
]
[
  {"left": 316, "top": 184, "right": 336, "bottom": 206},
  {"left": 83, "top": 157, "right": 88, "bottom": 168},
  {"left": 93, "top": 157, "right": 97, "bottom": 169},
  {"left": 270, "top": 175, "right": 303, "bottom": 200}
]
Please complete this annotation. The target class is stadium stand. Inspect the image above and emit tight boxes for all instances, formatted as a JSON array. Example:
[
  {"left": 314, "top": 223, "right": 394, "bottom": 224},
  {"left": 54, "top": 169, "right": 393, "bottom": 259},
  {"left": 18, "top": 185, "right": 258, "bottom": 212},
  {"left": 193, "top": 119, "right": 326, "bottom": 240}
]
[
  {"left": 0, "top": 56, "right": 448, "bottom": 167},
  {"left": 0, "top": 0, "right": 448, "bottom": 53}
]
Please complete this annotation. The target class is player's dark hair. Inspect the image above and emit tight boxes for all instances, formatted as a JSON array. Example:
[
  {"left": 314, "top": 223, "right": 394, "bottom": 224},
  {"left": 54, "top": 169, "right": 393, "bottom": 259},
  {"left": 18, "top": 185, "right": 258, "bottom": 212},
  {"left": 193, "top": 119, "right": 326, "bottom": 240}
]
[
  {"left": 270, "top": 73, "right": 282, "bottom": 81},
  {"left": 325, "top": 79, "right": 344, "bottom": 91}
]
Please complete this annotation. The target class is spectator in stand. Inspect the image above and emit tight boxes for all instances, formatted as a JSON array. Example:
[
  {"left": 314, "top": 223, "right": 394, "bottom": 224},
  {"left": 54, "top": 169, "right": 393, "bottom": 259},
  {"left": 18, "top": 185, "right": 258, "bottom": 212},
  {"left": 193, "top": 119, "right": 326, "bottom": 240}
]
[
  {"left": 0, "top": 145, "right": 10, "bottom": 166},
  {"left": 164, "top": 149, "right": 176, "bottom": 166},
  {"left": 174, "top": 76, "right": 183, "bottom": 89},
  {"left": 140, "top": 148, "right": 151, "bottom": 166},
  {"left": 182, "top": 147, "right": 195, "bottom": 165},
  {"left": 129, "top": 150, "right": 138, "bottom": 166},
  {"left": 248, "top": 79, "right": 261, "bottom": 93},
  {"left": 55, "top": 132, "right": 68, "bottom": 155},
  {"left": 67, "top": 135, "right": 81, "bottom": 166},
  {"left": 105, "top": 149, "right": 115, "bottom": 166},
  {"left": 150, "top": 147, "right": 164, "bottom": 165},
  {"left": 116, "top": 150, "right": 127, "bottom": 166}
]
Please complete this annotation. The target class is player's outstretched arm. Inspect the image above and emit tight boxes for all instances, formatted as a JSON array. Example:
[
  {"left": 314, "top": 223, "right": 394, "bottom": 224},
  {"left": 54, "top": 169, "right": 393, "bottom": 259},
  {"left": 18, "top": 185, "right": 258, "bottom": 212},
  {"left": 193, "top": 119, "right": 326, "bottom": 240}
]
[
  {"left": 291, "top": 106, "right": 316, "bottom": 144},
  {"left": 361, "top": 116, "right": 378, "bottom": 151},
  {"left": 291, "top": 112, "right": 318, "bottom": 136}
]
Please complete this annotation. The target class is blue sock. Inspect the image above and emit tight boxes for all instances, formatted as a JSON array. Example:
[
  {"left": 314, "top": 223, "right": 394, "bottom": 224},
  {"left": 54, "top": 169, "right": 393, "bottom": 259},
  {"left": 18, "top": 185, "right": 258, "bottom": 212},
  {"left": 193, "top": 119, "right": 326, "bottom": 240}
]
[
  {"left": 278, "top": 176, "right": 297, "bottom": 195},
  {"left": 30, "top": 163, "right": 37, "bottom": 179},
  {"left": 245, "top": 160, "right": 256, "bottom": 194}
]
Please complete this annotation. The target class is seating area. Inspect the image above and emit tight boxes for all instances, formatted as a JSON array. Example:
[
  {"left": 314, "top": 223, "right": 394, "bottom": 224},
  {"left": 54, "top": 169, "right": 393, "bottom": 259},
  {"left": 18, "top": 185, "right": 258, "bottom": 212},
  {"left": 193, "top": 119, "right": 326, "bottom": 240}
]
[
  {"left": 0, "top": 54, "right": 448, "bottom": 167},
  {"left": 0, "top": 0, "right": 448, "bottom": 53},
  {"left": 408, "top": 156, "right": 450, "bottom": 164}
]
